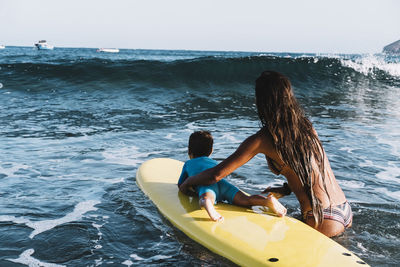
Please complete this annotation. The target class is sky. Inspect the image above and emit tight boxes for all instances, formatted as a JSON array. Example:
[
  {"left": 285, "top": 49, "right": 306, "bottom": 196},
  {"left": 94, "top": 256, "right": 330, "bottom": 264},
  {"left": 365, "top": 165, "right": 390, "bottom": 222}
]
[{"left": 1, "top": 0, "right": 399, "bottom": 53}]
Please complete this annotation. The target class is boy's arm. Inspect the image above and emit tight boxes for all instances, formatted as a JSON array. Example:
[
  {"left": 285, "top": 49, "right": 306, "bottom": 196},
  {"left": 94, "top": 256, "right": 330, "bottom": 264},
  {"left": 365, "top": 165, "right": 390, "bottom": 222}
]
[{"left": 177, "top": 164, "right": 188, "bottom": 187}]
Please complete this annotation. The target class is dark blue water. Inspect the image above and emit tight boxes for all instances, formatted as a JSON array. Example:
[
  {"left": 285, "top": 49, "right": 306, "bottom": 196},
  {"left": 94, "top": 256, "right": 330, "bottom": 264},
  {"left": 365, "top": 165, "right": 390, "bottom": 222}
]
[{"left": 0, "top": 47, "right": 399, "bottom": 266}]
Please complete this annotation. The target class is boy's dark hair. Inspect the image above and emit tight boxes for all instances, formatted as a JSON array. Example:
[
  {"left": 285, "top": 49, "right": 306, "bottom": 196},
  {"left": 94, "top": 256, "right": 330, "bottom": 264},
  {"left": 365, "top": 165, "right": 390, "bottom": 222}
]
[{"left": 188, "top": 131, "right": 213, "bottom": 158}]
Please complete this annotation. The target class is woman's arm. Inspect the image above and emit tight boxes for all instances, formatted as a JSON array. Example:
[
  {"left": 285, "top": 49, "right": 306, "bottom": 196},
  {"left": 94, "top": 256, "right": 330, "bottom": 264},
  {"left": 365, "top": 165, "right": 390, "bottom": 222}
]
[
  {"left": 262, "top": 182, "right": 292, "bottom": 199},
  {"left": 179, "top": 131, "right": 266, "bottom": 195}
]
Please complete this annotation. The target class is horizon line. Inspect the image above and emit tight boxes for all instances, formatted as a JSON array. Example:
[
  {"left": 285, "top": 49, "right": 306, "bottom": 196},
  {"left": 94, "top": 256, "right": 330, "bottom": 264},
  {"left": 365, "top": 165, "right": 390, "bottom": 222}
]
[{"left": 0, "top": 44, "right": 383, "bottom": 55}]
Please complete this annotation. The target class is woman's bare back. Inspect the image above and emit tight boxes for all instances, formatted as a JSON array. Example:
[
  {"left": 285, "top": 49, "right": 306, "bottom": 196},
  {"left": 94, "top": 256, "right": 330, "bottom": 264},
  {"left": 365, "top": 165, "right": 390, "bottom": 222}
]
[{"left": 256, "top": 129, "right": 349, "bottom": 236}]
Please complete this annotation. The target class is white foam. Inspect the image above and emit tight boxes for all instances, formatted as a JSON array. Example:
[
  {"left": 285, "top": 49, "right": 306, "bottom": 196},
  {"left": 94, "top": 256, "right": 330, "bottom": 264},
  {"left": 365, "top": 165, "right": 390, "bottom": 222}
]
[
  {"left": 357, "top": 242, "right": 368, "bottom": 253},
  {"left": 246, "top": 178, "right": 286, "bottom": 191},
  {"left": 148, "top": 255, "right": 172, "bottom": 261},
  {"left": 92, "top": 223, "right": 103, "bottom": 229},
  {"left": 359, "top": 159, "right": 374, "bottom": 168},
  {"left": 165, "top": 133, "right": 175, "bottom": 140},
  {"left": 340, "top": 54, "right": 400, "bottom": 77},
  {"left": 109, "top": 177, "right": 125, "bottom": 184},
  {"left": 375, "top": 187, "right": 400, "bottom": 201},
  {"left": 0, "top": 200, "right": 100, "bottom": 239},
  {"left": 0, "top": 215, "right": 32, "bottom": 229},
  {"left": 7, "top": 249, "right": 66, "bottom": 267},
  {"left": 30, "top": 200, "right": 100, "bottom": 238},
  {"left": 95, "top": 257, "right": 103, "bottom": 266},
  {"left": 338, "top": 180, "right": 365, "bottom": 189},
  {"left": 123, "top": 253, "right": 170, "bottom": 265},
  {"left": 220, "top": 132, "right": 240, "bottom": 143},
  {"left": 184, "top": 122, "right": 199, "bottom": 131},
  {"left": 375, "top": 162, "right": 400, "bottom": 183},
  {"left": 130, "top": 254, "right": 144, "bottom": 260},
  {"left": 0, "top": 163, "right": 31, "bottom": 178},
  {"left": 122, "top": 260, "right": 134, "bottom": 266},
  {"left": 101, "top": 146, "right": 152, "bottom": 167},
  {"left": 376, "top": 130, "right": 400, "bottom": 159},
  {"left": 339, "top": 146, "right": 354, "bottom": 153},
  {"left": 91, "top": 221, "right": 104, "bottom": 251}
]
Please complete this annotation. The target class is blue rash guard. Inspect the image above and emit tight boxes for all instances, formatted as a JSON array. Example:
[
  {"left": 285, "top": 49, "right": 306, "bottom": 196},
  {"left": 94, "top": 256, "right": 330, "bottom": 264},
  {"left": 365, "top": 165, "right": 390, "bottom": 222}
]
[{"left": 178, "top": 156, "right": 239, "bottom": 204}]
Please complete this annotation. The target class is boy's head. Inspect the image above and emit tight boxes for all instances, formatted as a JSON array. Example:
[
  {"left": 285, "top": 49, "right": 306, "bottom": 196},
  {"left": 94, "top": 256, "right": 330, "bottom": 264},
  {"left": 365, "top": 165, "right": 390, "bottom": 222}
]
[{"left": 188, "top": 131, "right": 213, "bottom": 159}]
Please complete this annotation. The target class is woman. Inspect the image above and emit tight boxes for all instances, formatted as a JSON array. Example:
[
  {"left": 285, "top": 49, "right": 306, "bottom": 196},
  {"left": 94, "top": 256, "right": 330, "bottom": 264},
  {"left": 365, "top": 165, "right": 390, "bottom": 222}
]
[{"left": 179, "top": 71, "right": 352, "bottom": 237}]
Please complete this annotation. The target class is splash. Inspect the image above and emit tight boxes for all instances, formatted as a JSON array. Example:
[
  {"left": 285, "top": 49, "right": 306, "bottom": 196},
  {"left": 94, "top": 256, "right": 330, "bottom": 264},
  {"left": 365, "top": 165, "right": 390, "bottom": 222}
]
[{"left": 340, "top": 54, "right": 400, "bottom": 77}]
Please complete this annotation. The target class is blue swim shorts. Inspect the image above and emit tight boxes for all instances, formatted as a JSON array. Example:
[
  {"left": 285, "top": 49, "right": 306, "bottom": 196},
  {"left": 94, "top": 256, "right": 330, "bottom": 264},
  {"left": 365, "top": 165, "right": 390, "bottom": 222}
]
[{"left": 197, "top": 179, "right": 239, "bottom": 204}]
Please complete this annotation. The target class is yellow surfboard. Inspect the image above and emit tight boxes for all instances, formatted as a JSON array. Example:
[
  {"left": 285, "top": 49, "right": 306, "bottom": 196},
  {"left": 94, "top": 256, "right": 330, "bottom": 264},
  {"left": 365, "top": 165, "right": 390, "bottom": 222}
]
[{"left": 136, "top": 158, "right": 368, "bottom": 266}]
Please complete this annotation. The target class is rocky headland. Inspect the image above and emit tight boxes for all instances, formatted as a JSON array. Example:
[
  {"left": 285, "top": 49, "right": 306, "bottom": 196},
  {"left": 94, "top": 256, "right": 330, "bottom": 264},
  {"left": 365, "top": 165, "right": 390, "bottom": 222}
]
[{"left": 383, "top": 39, "right": 400, "bottom": 54}]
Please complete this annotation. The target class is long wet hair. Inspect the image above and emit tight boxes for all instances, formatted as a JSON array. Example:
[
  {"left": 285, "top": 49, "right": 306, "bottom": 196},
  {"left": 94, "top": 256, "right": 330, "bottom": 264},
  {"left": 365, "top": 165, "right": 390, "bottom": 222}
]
[{"left": 255, "top": 71, "right": 328, "bottom": 226}]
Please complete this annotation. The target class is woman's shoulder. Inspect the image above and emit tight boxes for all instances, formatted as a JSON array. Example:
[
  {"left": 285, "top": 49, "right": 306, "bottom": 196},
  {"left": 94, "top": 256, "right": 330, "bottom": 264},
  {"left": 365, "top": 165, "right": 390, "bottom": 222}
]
[
  {"left": 250, "top": 128, "right": 275, "bottom": 154},
  {"left": 256, "top": 127, "right": 274, "bottom": 142}
]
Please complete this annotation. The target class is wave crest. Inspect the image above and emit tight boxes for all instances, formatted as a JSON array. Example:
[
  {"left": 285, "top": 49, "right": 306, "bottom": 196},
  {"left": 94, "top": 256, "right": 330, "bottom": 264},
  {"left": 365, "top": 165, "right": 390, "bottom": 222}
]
[{"left": 1, "top": 54, "right": 399, "bottom": 92}]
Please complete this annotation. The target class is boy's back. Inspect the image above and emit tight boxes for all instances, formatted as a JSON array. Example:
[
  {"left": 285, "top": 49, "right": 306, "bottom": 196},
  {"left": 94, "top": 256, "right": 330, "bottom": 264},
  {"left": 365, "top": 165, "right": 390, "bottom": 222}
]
[{"left": 178, "top": 156, "right": 217, "bottom": 187}]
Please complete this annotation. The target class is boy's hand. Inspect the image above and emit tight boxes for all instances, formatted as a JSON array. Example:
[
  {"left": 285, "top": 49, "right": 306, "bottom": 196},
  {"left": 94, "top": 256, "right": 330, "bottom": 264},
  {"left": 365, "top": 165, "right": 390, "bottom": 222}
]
[{"left": 262, "top": 183, "right": 291, "bottom": 199}]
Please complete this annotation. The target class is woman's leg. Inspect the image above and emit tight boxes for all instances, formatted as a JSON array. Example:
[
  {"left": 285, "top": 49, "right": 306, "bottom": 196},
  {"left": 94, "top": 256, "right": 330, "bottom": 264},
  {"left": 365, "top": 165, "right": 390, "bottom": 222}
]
[
  {"left": 199, "top": 192, "right": 223, "bottom": 222},
  {"left": 232, "top": 191, "right": 287, "bottom": 216},
  {"left": 305, "top": 216, "right": 345, "bottom": 237}
]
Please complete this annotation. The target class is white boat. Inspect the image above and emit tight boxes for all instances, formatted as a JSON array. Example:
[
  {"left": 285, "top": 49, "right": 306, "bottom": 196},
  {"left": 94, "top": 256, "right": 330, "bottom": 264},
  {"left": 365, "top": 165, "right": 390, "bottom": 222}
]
[
  {"left": 96, "top": 48, "right": 119, "bottom": 53},
  {"left": 0, "top": 45, "right": 5, "bottom": 49},
  {"left": 35, "top": 40, "right": 54, "bottom": 50}
]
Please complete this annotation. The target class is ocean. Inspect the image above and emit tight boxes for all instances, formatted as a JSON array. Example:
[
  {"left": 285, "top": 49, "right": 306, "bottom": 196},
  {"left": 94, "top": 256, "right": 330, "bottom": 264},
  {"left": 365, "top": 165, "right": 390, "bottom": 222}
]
[{"left": 0, "top": 47, "right": 399, "bottom": 266}]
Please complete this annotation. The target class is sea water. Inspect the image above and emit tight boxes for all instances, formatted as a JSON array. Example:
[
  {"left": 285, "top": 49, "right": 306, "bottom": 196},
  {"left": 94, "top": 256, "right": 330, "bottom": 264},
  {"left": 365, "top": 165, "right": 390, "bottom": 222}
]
[{"left": 0, "top": 47, "right": 399, "bottom": 266}]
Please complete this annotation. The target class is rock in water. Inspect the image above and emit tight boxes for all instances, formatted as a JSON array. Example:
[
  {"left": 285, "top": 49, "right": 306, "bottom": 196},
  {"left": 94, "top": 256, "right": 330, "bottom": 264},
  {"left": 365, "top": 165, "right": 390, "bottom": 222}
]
[{"left": 383, "top": 39, "right": 400, "bottom": 54}]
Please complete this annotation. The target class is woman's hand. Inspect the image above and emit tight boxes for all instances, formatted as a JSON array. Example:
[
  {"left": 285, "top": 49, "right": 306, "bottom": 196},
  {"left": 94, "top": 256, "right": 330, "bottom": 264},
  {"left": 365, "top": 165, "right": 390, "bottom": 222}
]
[
  {"left": 262, "top": 182, "right": 291, "bottom": 199},
  {"left": 179, "top": 181, "right": 197, "bottom": 197}
]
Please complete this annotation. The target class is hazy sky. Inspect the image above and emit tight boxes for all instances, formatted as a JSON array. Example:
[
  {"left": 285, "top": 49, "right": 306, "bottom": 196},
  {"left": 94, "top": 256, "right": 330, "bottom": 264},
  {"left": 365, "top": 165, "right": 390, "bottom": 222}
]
[{"left": 1, "top": 0, "right": 399, "bottom": 53}]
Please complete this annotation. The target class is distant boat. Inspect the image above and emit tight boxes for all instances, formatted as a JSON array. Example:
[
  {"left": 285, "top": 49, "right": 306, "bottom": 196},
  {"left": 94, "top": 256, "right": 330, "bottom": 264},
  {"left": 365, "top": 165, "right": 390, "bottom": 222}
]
[
  {"left": 35, "top": 40, "right": 54, "bottom": 50},
  {"left": 0, "top": 45, "right": 5, "bottom": 49},
  {"left": 97, "top": 48, "right": 119, "bottom": 53}
]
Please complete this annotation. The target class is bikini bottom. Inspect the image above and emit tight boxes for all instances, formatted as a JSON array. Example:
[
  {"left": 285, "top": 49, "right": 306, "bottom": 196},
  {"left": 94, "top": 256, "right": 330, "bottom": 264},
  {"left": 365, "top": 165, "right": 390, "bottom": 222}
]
[{"left": 304, "top": 201, "right": 353, "bottom": 228}]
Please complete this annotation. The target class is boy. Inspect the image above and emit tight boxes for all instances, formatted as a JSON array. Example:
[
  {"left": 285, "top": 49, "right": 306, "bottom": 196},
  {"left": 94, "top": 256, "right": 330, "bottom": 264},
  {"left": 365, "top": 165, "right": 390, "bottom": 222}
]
[{"left": 178, "top": 131, "right": 286, "bottom": 222}]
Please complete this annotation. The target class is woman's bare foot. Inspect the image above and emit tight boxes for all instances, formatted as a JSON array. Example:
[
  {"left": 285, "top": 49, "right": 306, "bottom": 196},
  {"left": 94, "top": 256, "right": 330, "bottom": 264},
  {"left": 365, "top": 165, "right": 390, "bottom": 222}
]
[
  {"left": 200, "top": 198, "right": 224, "bottom": 222},
  {"left": 265, "top": 195, "right": 287, "bottom": 217}
]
